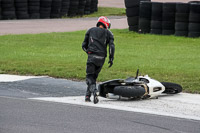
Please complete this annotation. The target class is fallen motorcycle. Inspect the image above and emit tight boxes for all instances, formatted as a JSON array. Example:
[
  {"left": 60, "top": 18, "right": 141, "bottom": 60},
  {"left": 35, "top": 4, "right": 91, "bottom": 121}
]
[{"left": 98, "top": 70, "right": 182, "bottom": 100}]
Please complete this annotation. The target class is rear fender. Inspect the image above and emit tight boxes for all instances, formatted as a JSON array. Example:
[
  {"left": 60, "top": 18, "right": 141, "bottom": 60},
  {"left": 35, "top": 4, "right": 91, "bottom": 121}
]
[{"left": 98, "top": 79, "right": 124, "bottom": 97}]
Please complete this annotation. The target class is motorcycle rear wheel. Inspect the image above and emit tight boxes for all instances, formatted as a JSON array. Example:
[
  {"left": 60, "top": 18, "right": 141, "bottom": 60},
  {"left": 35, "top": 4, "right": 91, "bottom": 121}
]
[{"left": 113, "top": 86, "right": 146, "bottom": 98}]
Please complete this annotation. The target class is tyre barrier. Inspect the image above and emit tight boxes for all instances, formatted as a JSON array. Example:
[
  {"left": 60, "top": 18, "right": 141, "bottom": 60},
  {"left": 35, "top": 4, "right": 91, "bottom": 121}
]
[
  {"left": 78, "top": 0, "right": 86, "bottom": 16},
  {"left": 138, "top": 1, "right": 152, "bottom": 34},
  {"left": 175, "top": 3, "right": 189, "bottom": 37},
  {"left": 51, "top": 0, "right": 62, "bottom": 18},
  {"left": 162, "top": 2, "right": 176, "bottom": 35},
  {"left": 125, "top": 0, "right": 151, "bottom": 32},
  {"left": 0, "top": 0, "right": 2, "bottom": 20},
  {"left": 68, "top": 0, "right": 79, "bottom": 17},
  {"left": 84, "top": 0, "right": 91, "bottom": 15},
  {"left": 15, "top": 0, "right": 29, "bottom": 19},
  {"left": 1, "top": 0, "right": 16, "bottom": 20},
  {"left": 40, "top": 0, "right": 52, "bottom": 19},
  {"left": 28, "top": 0, "right": 40, "bottom": 19},
  {"left": 188, "top": 3, "right": 200, "bottom": 37},
  {"left": 84, "top": 0, "right": 97, "bottom": 15},
  {"left": 0, "top": 0, "right": 98, "bottom": 20},
  {"left": 90, "top": 0, "right": 98, "bottom": 13},
  {"left": 60, "top": 0, "right": 70, "bottom": 17},
  {"left": 125, "top": 1, "right": 200, "bottom": 38},
  {"left": 150, "top": 2, "right": 163, "bottom": 34}
]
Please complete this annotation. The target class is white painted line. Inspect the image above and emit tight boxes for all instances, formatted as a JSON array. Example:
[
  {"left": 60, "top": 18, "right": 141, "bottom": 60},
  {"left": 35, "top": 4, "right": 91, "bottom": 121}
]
[
  {"left": 0, "top": 74, "right": 46, "bottom": 82},
  {"left": 31, "top": 93, "right": 200, "bottom": 121}
]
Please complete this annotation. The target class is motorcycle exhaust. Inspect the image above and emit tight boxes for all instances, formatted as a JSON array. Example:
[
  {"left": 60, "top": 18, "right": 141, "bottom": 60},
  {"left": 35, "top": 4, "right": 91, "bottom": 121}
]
[{"left": 106, "top": 93, "right": 121, "bottom": 99}]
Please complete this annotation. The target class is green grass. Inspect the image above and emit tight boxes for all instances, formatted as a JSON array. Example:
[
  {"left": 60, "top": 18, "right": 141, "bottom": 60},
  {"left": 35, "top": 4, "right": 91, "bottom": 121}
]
[
  {"left": 0, "top": 29, "right": 200, "bottom": 93},
  {"left": 63, "top": 7, "right": 126, "bottom": 18}
]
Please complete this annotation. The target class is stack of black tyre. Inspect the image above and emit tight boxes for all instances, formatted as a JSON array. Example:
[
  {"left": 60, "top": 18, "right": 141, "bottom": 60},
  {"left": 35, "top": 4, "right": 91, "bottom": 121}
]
[
  {"left": 68, "top": 0, "right": 79, "bottom": 17},
  {"left": 125, "top": 0, "right": 150, "bottom": 32},
  {"left": 94, "top": 0, "right": 98, "bottom": 12},
  {"left": 60, "top": 0, "right": 70, "bottom": 17},
  {"left": 78, "top": 0, "right": 86, "bottom": 16},
  {"left": 90, "top": 0, "right": 98, "bottom": 13},
  {"left": 150, "top": 2, "right": 163, "bottom": 34},
  {"left": 1, "top": 0, "right": 16, "bottom": 20},
  {"left": 125, "top": 0, "right": 141, "bottom": 32},
  {"left": 138, "top": 1, "right": 152, "bottom": 33},
  {"left": 15, "top": 0, "right": 29, "bottom": 19},
  {"left": 162, "top": 3, "right": 176, "bottom": 35},
  {"left": 84, "top": 0, "right": 91, "bottom": 15},
  {"left": 40, "top": 0, "right": 52, "bottom": 19},
  {"left": 188, "top": 2, "right": 200, "bottom": 37},
  {"left": 0, "top": 0, "right": 98, "bottom": 20},
  {"left": 0, "top": 0, "right": 2, "bottom": 20},
  {"left": 125, "top": 1, "right": 200, "bottom": 38},
  {"left": 175, "top": 3, "right": 190, "bottom": 37},
  {"left": 28, "top": 0, "right": 40, "bottom": 19},
  {"left": 50, "top": 0, "right": 62, "bottom": 18}
]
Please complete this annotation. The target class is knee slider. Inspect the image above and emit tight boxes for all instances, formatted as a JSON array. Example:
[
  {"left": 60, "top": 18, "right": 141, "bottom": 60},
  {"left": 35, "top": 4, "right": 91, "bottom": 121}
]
[
  {"left": 89, "top": 84, "right": 96, "bottom": 93},
  {"left": 86, "top": 78, "right": 92, "bottom": 85}
]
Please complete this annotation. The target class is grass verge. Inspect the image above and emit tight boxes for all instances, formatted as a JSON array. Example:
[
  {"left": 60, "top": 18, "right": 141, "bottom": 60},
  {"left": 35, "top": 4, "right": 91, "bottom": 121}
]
[
  {"left": 63, "top": 7, "right": 126, "bottom": 18},
  {"left": 0, "top": 29, "right": 200, "bottom": 93}
]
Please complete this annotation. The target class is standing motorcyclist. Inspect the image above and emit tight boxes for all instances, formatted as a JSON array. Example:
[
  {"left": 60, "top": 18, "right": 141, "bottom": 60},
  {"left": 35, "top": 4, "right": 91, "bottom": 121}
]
[{"left": 82, "top": 16, "right": 115, "bottom": 104}]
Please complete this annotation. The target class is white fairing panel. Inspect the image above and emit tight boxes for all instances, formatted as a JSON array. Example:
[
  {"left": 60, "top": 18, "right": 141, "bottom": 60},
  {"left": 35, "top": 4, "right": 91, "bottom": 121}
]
[{"left": 140, "top": 75, "right": 165, "bottom": 98}]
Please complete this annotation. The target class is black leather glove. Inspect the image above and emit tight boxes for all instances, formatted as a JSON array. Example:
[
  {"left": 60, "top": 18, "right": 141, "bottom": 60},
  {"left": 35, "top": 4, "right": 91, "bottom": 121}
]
[{"left": 108, "top": 58, "right": 113, "bottom": 68}]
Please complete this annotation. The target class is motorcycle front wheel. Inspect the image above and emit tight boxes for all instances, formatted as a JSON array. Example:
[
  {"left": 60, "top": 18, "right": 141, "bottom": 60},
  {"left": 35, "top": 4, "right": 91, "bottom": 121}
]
[{"left": 161, "top": 82, "right": 182, "bottom": 94}]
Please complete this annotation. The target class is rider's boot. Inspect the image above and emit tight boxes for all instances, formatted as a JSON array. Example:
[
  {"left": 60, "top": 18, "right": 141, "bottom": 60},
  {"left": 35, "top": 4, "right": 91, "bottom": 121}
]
[
  {"left": 88, "top": 84, "right": 99, "bottom": 104},
  {"left": 91, "top": 84, "right": 99, "bottom": 104},
  {"left": 85, "top": 95, "right": 91, "bottom": 102},
  {"left": 93, "top": 90, "right": 99, "bottom": 104},
  {"left": 85, "top": 86, "right": 91, "bottom": 102}
]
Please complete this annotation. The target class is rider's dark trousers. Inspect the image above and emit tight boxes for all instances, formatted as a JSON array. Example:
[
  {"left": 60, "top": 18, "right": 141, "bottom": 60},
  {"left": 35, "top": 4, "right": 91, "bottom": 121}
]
[{"left": 86, "top": 54, "right": 105, "bottom": 97}]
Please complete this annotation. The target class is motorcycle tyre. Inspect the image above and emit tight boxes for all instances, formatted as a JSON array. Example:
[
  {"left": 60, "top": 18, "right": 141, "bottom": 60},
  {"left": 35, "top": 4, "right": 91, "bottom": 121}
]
[
  {"left": 113, "top": 86, "right": 145, "bottom": 98},
  {"left": 161, "top": 82, "right": 182, "bottom": 94}
]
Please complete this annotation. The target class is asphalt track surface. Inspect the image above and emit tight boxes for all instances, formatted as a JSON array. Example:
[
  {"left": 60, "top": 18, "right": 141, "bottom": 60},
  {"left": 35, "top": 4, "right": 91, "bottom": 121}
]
[
  {"left": 1, "top": 96, "right": 200, "bottom": 133},
  {"left": 0, "top": 16, "right": 127, "bottom": 35},
  {"left": 0, "top": 75, "right": 200, "bottom": 133}
]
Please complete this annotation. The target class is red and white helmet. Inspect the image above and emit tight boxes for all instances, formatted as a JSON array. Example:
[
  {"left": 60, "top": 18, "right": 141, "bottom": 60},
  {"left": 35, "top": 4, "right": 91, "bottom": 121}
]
[{"left": 96, "top": 16, "right": 111, "bottom": 29}]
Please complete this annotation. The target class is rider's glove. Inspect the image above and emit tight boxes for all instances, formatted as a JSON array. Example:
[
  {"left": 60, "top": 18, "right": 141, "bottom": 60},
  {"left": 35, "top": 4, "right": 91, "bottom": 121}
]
[{"left": 108, "top": 58, "right": 113, "bottom": 68}]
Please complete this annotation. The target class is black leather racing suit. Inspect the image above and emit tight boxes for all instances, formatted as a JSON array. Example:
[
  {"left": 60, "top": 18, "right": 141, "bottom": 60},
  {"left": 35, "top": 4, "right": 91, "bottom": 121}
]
[{"left": 82, "top": 27, "right": 115, "bottom": 97}]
